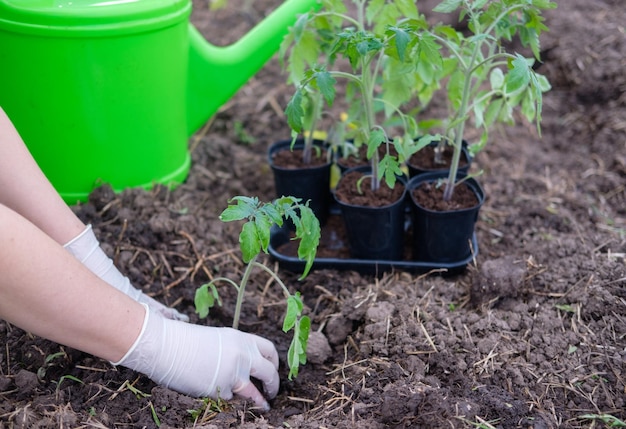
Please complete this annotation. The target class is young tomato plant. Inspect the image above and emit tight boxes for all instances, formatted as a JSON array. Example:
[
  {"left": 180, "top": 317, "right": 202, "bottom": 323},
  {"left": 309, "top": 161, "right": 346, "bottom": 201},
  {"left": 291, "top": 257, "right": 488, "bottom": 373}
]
[
  {"left": 284, "top": 0, "right": 424, "bottom": 191},
  {"left": 419, "top": 0, "right": 556, "bottom": 200},
  {"left": 194, "top": 196, "right": 320, "bottom": 379}
]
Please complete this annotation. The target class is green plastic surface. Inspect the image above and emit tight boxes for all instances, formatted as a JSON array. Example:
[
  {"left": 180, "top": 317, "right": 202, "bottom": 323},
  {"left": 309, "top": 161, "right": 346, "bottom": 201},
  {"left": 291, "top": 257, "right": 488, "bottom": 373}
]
[{"left": 0, "top": 0, "right": 319, "bottom": 203}]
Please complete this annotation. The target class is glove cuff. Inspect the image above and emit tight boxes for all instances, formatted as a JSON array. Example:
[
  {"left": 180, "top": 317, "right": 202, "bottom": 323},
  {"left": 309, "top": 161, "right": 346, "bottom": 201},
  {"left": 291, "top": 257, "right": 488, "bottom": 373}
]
[
  {"left": 63, "top": 224, "right": 98, "bottom": 261},
  {"left": 111, "top": 302, "right": 150, "bottom": 366}
]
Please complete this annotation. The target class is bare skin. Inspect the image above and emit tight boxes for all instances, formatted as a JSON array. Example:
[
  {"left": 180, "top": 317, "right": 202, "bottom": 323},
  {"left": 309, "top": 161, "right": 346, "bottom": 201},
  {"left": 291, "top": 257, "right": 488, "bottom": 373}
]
[
  {"left": 0, "top": 203, "right": 143, "bottom": 362},
  {"left": 0, "top": 106, "right": 278, "bottom": 408}
]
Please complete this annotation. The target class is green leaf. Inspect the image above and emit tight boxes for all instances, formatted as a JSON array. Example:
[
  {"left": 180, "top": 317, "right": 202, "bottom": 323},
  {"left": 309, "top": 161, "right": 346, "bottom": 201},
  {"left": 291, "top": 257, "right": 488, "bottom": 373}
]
[
  {"left": 295, "top": 205, "right": 321, "bottom": 279},
  {"left": 366, "top": 128, "right": 386, "bottom": 159},
  {"left": 397, "top": 0, "right": 420, "bottom": 20},
  {"left": 283, "top": 294, "right": 303, "bottom": 332},
  {"left": 483, "top": 97, "right": 504, "bottom": 128},
  {"left": 504, "top": 55, "right": 531, "bottom": 96},
  {"left": 239, "top": 221, "right": 260, "bottom": 263},
  {"left": 287, "top": 315, "right": 311, "bottom": 380},
  {"left": 447, "top": 69, "right": 464, "bottom": 110},
  {"left": 365, "top": 0, "right": 385, "bottom": 24},
  {"left": 378, "top": 154, "right": 403, "bottom": 189},
  {"left": 388, "top": 26, "right": 411, "bottom": 61},
  {"left": 490, "top": 67, "right": 505, "bottom": 91},
  {"left": 313, "top": 70, "right": 337, "bottom": 106},
  {"left": 254, "top": 214, "right": 273, "bottom": 254},
  {"left": 219, "top": 197, "right": 257, "bottom": 222},
  {"left": 194, "top": 283, "right": 221, "bottom": 319},
  {"left": 433, "top": 0, "right": 462, "bottom": 13},
  {"left": 261, "top": 202, "right": 284, "bottom": 226},
  {"left": 285, "top": 90, "right": 304, "bottom": 133}
]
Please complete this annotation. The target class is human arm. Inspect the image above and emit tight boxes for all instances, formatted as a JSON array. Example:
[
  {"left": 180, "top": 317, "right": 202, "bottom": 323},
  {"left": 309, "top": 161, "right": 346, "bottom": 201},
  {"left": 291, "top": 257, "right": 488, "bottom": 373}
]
[
  {"left": 0, "top": 105, "right": 186, "bottom": 320},
  {"left": 0, "top": 203, "right": 279, "bottom": 409}
]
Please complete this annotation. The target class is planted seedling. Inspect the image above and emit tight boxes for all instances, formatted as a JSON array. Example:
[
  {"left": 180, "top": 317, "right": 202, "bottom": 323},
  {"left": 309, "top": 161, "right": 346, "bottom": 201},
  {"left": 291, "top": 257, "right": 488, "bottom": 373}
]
[
  {"left": 417, "top": 0, "right": 555, "bottom": 201},
  {"left": 284, "top": 0, "right": 424, "bottom": 192},
  {"left": 194, "top": 196, "right": 320, "bottom": 379}
]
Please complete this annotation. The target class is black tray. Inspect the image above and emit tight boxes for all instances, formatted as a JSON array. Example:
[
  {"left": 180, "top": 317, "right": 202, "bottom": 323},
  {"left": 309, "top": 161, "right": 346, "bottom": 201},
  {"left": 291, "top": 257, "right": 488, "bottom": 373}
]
[{"left": 268, "top": 214, "right": 478, "bottom": 276}]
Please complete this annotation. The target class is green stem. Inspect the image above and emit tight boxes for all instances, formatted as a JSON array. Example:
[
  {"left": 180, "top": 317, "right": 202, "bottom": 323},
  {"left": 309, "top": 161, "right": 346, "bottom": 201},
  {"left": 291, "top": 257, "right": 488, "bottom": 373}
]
[
  {"left": 232, "top": 254, "right": 258, "bottom": 329},
  {"left": 443, "top": 36, "right": 481, "bottom": 201},
  {"left": 251, "top": 261, "right": 292, "bottom": 298},
  {"left": 309, "top": 11, "right": 360, "bottom": 29},
  {"left": 303, "top": 91, "right": 322, "bottom": 165}
]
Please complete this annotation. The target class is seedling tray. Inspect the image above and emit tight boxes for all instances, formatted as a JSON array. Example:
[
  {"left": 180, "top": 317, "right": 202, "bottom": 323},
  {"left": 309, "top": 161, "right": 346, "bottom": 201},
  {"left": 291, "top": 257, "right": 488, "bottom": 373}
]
[{"left": 269, "top": 209, "right": 478, "bottom": 276}]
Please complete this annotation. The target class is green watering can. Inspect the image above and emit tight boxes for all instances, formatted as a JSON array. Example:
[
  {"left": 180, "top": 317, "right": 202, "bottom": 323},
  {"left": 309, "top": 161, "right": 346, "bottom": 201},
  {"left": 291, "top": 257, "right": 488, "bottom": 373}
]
[{"left": 0, "top": 0, "right": 318, "bottom": 203}]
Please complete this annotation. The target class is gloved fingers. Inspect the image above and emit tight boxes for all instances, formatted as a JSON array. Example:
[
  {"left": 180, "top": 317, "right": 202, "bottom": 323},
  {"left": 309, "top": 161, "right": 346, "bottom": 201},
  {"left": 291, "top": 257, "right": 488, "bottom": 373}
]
[
  {"left": 233, "top": 380, "right": 271, "bottom": 411},
  {"left": 248, "top": 350, "right": 280, "bottom": 399},
  {"left": 159, "top": 307, "right": 190, "bottom": 323},
  {"left": 138, "top": 294, "right": 189, "bottom": 322},
  {"left": 251, "top": 334, "right": 279, "bottom": 370}
]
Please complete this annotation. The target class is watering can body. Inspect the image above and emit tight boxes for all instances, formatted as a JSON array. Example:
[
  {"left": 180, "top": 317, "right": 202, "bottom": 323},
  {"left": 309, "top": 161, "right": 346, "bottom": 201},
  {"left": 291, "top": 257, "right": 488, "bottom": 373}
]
[{"left": 0, "top": 0, "right": 318, "bottom": 204}]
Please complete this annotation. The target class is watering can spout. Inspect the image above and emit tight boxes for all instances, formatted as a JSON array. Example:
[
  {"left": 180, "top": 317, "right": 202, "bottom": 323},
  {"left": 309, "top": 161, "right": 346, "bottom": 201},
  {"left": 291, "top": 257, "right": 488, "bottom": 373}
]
[{"left": 187, "top": 0, "right": 320, "bottom": 135}]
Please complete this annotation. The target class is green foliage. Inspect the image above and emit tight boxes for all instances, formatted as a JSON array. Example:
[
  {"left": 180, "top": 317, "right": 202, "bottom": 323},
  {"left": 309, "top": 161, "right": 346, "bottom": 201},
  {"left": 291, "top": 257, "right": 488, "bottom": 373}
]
[
  {"left": 283, "top": 0, "right": 426, "bottom": 191},
  {"left": 283, "top": 293, "right": 310, "bottom": 379},
  {"left": 421, "top": 0, "right": 556, "bottom": 200},
  {"left": 579, "top": 414, "right": 626, "bottom": 428},
  {"left": 194, "top": 196, "right": 320, "bottom": 380}
]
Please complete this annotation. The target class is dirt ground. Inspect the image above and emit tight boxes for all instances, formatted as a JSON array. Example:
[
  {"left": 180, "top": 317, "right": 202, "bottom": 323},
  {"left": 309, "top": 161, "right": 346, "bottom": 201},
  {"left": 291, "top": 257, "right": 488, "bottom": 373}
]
[{"left": 1, "top": 0, "right": 625, "bottom": 428}]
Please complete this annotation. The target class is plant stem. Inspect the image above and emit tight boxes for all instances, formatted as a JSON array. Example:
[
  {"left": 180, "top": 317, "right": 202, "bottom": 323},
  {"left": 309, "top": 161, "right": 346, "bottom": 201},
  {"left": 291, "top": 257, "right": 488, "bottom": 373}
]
[
  {"left": 443, "top": 34, "right": 481, "bottom": 201},
  {"left": 252, "top": 261, "right": 292, "bottom": 298},
  {"left": 303, "top": 91, "right": 322, "bottom": 164},
  {"left": 232, "top": 254, "right": 257, "bottom": 329}
]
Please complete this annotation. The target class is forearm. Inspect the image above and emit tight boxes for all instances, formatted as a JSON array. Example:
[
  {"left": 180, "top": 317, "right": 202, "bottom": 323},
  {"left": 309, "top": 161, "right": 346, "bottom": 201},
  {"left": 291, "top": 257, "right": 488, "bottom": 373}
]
[{"left": 0, "top": 203, "right": 144, "bottom": 362}]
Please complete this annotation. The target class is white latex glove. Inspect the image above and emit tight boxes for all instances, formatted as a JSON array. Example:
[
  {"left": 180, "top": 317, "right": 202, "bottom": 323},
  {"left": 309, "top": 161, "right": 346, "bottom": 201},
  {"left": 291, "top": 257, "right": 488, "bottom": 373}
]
[
  {"left": 114, "top": 305, "right": 280, "bottom": 410},
  {"left": 63, "top": 224, "right": 189, "bottom": 322}
]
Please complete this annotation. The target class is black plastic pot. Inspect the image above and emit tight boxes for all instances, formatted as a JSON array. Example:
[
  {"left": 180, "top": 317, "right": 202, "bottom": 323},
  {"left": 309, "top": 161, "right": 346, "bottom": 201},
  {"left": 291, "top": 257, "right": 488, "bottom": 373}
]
[
  {"left": 406, "top": 140, "right": 472, "bottom": 178},
  {"left": 407, "top": 171, "right": 484, "bottom": 263},
  {"left": 334, "top": 166, "right": 407, "bottom": 260},
  {"left": 268, "top": 138, "right": 332, "bottom": 225}
]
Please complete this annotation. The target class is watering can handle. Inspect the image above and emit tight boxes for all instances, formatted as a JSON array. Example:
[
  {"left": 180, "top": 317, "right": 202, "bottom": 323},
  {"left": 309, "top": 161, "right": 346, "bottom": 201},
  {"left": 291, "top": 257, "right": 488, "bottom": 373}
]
[{"left": 187, "top": 0, "right": 321, "bottom": 135}]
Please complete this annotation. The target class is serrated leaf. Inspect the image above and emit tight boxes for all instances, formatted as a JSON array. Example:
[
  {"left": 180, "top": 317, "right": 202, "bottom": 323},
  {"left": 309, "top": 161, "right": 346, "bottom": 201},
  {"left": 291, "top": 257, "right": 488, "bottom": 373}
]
[
  {"left": 365, "top": 0, "right": 385, "bottom": 24},
  {"left": 261, "top": 202, "right": 283, "bottom": 226},
  {"left": 314, "top": 70, "right": 337, "bottom": 105},
  {"left": 295, "top": 206, "right": 320, "bottom": 279},
  {"left": 283, "top": 294, "right": 303, "bottom": 332},
  {"left": 504, "top": 55, "right": 531, "bottom": 96},
  {"left": 366, "top": 128, "right": 386, "bottom": 159},
  {"left": 219, "top": 196, "right": 256, "bottom": 222},
  {"left": 254, "top": 214, "right": 272, "bottom": 253},
  {"left": 484, "top": 97, "right": 504, "bottom": 128},
  {"left": 397, "top": 0, "right": 420, "bottom": 20},
  {"left": 447, "top": 69, "right": 464, "bottom": 110},
  {"left": 433, "top": 0, "right": 462, "bottom": 13},
  {"left": 239, "top": 221, "right": 260, "bottom": 263},
  {"left": 379, "top": 154, "right": 403, "bottom": 189},
  {"left": 388, "top": 27, "right": 410, "bottom": 61},
  {"left": 287, "top": 314, "right": 311, "bottom": 380},
  {"left": 490, "top": 67, "right": 505, "bottom": 90},
  {"left": 285, "top": 90, "right": 305, "bottom": 133}
]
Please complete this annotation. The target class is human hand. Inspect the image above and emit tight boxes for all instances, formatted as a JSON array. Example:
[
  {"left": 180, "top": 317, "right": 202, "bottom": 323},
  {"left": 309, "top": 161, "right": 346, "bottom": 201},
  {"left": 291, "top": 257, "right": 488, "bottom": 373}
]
[{"left": 114, "top": 305, "right": 280, "bottom": 410}]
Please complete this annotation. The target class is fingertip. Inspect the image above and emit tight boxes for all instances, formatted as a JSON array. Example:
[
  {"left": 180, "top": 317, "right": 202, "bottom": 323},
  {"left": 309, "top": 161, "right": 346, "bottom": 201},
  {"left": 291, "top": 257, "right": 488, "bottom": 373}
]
[
  {"left": 234, "top": 382, "right": 271, "bottom": 411},
  {"left": 253, "top": 335, "right": 279, "bottom": 369}
]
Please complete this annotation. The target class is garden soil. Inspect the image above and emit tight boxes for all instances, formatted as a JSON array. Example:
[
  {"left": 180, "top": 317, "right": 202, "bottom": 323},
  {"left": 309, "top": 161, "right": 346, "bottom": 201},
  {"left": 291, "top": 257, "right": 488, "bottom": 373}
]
[{"left": 1, "top": 0, "right": 625, "bottom": 428}]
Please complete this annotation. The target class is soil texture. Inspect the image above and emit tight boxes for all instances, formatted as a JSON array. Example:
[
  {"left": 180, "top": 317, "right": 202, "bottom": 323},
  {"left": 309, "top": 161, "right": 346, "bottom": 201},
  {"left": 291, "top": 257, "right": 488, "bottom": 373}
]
[{"left": 1, "top": 0, "right": 625, "bottom": 428}]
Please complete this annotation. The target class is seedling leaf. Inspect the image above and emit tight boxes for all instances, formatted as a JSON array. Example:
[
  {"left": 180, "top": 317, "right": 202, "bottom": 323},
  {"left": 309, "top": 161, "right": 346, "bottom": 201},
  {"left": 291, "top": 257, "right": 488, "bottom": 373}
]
[{"left": 239, "top": 221, "right": 261, "bottom": 263}]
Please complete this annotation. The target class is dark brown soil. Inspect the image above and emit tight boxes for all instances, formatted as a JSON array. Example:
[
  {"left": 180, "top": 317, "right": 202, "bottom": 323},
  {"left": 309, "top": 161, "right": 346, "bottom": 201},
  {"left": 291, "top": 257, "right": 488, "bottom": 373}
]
[
  {"left": 407, "top": 144, "right": 470, "bottom": 172},
  {"left": 411, "top": 181, "right": 479, "bottom": 211},
  {"left": 271, "top": 148, "right": 329, "bottom": 169},
  {"left": 334, "top": 170, "right": 406, "bottom": 207},
  {"left": 1, "top": 0, "right": 625, "bottom": 428}
]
